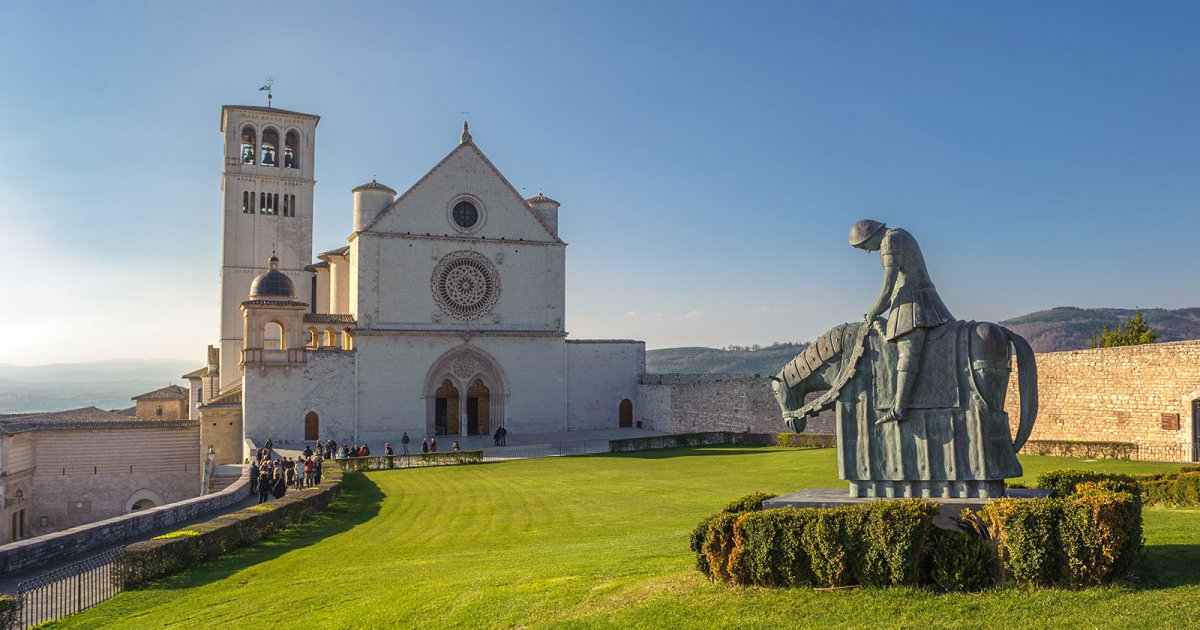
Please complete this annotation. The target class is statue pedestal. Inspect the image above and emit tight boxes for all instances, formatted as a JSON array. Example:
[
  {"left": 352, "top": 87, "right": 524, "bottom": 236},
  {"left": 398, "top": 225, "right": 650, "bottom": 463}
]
[{"left": 762, "top": 488, "right": 1053, "bottom": 530}]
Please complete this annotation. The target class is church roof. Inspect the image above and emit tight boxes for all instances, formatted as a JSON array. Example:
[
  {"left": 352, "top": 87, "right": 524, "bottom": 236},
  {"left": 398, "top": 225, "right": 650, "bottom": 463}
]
[
  {"left": 131, "top": 384, "right": 189, "bottom": 401},
  {"left": 181, "top": 366, "right": 208, "bottom": 379},
  {"left": 352, "top": 180, "right": 397, "bottom": 194},
  {"left": 220, "top": 105, "right": 320, "bottom": 131},
  {"left": 317, "top": 245, "right": 350, "bottom": 260},
  {"left": 249, "top": 255, "right": 295, "bottom": 299},
  {"left": 526, "top": 193, "right": 560, "bottom": 206},
  {"left": 0, "top": 407, "right": 197, "bottom": 435},
  {"left": 201, "top": 385, "right": 242, "bottom": 407},
  {"left": 357, "top": 129, "right": 564, "bottom": 244},
  {"left": 304, "top": 261, "right": 330, "bottom": 271},
  {"left": 304, "top": 313, "right": 357, "bottom": 324}
]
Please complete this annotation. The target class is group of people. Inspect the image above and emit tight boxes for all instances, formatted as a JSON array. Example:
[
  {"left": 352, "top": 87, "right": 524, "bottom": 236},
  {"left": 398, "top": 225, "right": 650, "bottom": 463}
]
[{"left": 249, "top": 447, "right": 324, "bottom": 504}]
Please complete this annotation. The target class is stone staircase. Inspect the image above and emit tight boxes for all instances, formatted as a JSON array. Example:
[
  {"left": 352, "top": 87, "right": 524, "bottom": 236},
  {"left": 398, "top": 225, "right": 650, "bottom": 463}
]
[{"left": 206, "top": 464, "right": 246, "bottom": 495}]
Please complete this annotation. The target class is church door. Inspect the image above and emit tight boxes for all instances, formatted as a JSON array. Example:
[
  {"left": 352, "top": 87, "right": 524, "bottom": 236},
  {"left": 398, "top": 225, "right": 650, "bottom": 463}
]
[
  {"left": 304, "top": 412, "right": 319, "bottom": 441},
  {"left": 436, "top": 380, "right": 460, "bottom": 435},
  {"left": 619, "top": 399, "right": 633, "bottom": 428},
  {"left": 468, "top": 379, "right": 490, "bottom": 436}
]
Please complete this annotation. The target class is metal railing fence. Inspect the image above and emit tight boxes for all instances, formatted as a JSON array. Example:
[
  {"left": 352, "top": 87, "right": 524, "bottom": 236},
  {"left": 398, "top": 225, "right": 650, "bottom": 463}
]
[{"left": 15, "top": 546, "right": 125, "bottom": 629}]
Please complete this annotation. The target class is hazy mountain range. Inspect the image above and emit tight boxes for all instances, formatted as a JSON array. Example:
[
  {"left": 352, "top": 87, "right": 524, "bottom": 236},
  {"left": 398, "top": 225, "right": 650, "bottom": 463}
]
[{"left": 2, "top": 307, "right": 1197, "bottom": 413}]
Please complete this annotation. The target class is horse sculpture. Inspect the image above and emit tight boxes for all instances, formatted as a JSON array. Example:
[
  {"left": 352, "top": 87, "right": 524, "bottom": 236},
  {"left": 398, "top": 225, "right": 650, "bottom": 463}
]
[{"left": 771, "top": 319, "right": 1038, "bottom": 499}]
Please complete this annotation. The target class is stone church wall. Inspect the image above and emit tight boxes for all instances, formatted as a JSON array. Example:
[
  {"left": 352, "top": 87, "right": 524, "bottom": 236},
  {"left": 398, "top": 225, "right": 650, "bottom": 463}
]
[
  {"left": 565, "top": 340, "right": 645, "bottom": 430},
  {"left": 243, "top": 351, "right": 357, "bottom": 447},
  {"left": 1004, "top": 339, "right": 1200, "bottom": 461},
  {"left": 638, "top": 374, "right": 835, "bottom": 435}
]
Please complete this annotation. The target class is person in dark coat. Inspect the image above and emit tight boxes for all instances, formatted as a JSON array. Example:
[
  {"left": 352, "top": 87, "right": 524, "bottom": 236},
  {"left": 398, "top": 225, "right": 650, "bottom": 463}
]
[
  {"left": 421, "top": 438, "right": 429, "bottom": 454},
  {"left": 272, "top": 471, "right": 286, "bottom": 499},
  {"left": 257, "top": 471, "right": 272, "bottom": 503},
  {"left": 249, "top": 460, "right": 260, "bottom": 497},
  {"left": 313, "top": 457, "right": 323, "bottom": 485}
]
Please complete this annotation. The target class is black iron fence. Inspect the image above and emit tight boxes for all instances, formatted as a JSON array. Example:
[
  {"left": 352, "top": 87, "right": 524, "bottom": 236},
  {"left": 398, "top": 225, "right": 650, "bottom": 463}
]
[
  {"left": 15, "top": 546, "right": 125, "bottom": 628},
  {"left": 1134, "top": 441, "right": 1200, "bottom": 464},
  {"left": 330, "top": 440, "right": 616, "bottom": 472}
]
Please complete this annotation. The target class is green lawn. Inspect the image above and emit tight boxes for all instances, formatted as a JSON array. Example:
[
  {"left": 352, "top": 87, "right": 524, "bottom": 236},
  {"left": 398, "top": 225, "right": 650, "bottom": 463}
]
[{"left": 52, "top": 448, "right": 1199, "bottom": 629}]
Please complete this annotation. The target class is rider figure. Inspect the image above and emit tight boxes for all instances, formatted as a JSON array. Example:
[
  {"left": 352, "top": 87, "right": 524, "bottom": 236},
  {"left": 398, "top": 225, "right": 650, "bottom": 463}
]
[{"left": 850, "top": 220, "right": 953, "bottom": 424}]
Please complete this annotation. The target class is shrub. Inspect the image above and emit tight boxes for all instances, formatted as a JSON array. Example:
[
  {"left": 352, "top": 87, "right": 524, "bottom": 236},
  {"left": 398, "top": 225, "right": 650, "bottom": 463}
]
[
  {"left": 859, "top": 500, "right": 937, "bottom": 587},
  {"left": 700, "top": 512, "right": 742, "bottom": 583},
  {"left": 0, "top": 595, "right": 18, "bottom": 630},
  {"left": 1036, "top": 469, "right": 1140, "bottom": 499},
  {"left": 1060, "top": 483, "right": 1141, "bottom": 585},
  {"left": 925, "top": 528, "right": 995, "bottom": 592},
  {"left": 721, "top": 492, "right": 776, "bottom": 514},
  {"left": 1139, "top": 472, "right": 1200, "bottom": 507},
  {"left": 1180, "top": 465, "right": 1200, "bottom": 473},
  {"left": 775, "top": 433, "right": 836, "bottom": 448},
  {"left": 151, "top": 529, "right": 201, "bottom": 540},
  {"left": 977, "top": 497, "right": 1064, "bottom": 586},
  {"left": 125, "top": 469, "right": 342, "bottom": 586}
]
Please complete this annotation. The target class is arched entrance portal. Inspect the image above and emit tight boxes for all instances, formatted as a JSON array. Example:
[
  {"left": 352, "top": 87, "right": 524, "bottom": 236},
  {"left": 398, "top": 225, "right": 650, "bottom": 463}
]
[
  {"left": 304, "top": 412, "right": 319, "bottom": 441},
  {"left": 425, "top": 346, "right": 507, "bottom": 437},
  {"left": 435, "top": 380, "right": 461, "bottom": 435},
  {"left": 619, "top": 399, "right": 633, "bottom": 428}
]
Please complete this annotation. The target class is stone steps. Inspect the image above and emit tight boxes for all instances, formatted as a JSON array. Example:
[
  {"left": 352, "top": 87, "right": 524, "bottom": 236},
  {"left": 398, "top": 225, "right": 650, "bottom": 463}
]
[{"left": 208, "top": 474, "right": 241, "bottom": 494}]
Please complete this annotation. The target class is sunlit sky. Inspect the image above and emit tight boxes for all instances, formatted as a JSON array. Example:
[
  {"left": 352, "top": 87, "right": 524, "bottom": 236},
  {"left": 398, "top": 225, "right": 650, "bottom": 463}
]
[{"left": 1, "top": 1, "right": 1197, "bottom": 365}]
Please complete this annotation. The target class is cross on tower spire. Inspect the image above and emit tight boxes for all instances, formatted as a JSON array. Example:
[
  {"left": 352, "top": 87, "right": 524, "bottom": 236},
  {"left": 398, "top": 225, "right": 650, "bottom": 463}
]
[{"left": 259, "top": 77, "right": 274, "bottom": 107}]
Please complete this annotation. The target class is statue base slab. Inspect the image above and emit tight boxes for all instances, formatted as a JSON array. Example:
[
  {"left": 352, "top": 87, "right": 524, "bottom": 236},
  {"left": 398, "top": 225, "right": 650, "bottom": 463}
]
[
  {"left": 848, "top": 480, "right": 1004, "bottom": 499},
  {"left": 762, "top": 487, "right": 1053, "bottom": 530}
]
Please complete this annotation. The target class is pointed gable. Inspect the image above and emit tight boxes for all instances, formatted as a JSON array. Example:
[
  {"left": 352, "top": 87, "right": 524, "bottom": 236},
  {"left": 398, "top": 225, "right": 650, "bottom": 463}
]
[{"left": 360, "top": 140, "right": 562, "bottom": 243}]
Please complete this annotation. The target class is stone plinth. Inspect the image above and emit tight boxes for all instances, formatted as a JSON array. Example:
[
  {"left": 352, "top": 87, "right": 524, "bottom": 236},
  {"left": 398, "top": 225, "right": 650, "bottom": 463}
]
[{"left": 763, "top": 488, "right": 1053, "bottom": 530}]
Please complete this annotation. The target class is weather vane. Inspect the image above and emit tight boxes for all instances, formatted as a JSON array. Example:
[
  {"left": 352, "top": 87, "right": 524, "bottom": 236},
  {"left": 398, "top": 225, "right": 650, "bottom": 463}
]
[{"left": 259, "top": 77, "right": 274, "bottom": 107}]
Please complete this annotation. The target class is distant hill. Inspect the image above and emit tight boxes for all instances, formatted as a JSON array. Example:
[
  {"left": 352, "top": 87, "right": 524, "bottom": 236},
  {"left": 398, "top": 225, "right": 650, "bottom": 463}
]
[
  {"left": 0, "top": 359, "right": 196, "bottom": 414},
  {"left": 646, "top": 343, "right": 807, "bottom": 376},
  {"left": 999, "top": 307, "right": 1200, "bottom": 353}
]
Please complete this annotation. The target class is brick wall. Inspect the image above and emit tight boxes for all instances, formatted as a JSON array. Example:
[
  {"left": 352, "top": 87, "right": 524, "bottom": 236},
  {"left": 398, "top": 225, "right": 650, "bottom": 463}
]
[
  {"left": 1005, "top": 340, "right": 1200, "bottom": 461},
  {"left": 638, "top": 374, "right": 835, "bottom": 435}
]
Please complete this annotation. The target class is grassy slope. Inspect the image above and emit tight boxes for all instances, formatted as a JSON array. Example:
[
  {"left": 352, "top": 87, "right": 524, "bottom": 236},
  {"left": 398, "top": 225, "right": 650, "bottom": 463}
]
[{"left": 53, "top": 448, "right": 1197, "bottom": 629}]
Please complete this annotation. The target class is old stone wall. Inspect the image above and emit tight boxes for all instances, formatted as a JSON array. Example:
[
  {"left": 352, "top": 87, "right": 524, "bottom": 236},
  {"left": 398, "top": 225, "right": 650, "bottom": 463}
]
[
  {"left": 566, "top": 340, "right": 645, "bottom": 431},
  {"left": 638, "top": 374, "right": 835, "bottom": 435},
  {"left": 1005, "top": 339, "right": 1200, "bottom": 461}
]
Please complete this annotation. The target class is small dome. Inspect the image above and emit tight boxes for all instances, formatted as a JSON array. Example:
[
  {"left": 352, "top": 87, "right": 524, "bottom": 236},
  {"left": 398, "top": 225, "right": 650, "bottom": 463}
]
[
  {"left": 351, "top": 179, "right": 396, "bottom": 194},
  {"left": 249, "top": 255, "right": 295, "bottom": 299}
]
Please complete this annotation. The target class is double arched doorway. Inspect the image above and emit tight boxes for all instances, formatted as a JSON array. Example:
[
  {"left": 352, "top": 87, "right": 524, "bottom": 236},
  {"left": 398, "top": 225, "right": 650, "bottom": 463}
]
[{"left": 425, "top": 347, "right": 506, "bottom": 437}]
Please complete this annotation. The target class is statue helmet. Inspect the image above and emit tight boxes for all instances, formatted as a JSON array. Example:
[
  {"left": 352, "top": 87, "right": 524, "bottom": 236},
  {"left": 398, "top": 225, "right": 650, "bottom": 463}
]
[{"left": 849, "top": 219, "right": 886, "bottom": 247}]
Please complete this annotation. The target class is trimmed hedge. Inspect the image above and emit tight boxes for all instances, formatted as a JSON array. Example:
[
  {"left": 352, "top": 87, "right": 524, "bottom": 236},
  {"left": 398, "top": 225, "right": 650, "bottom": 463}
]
[
  {"left": 1137, "top": 472, "right": 1200, "bottom": 507},
  {"left": 334, "top": 450, "right": 483, "bottom": 472},
  {"left": 775, "top": 433, "right": 837, "bottom": 448},
  {"left": 124, "top": 468, "right": 343, "bottom": 586},
  {"left": 694, "top": 486, "right": 1143, "bottom": 591},
  {"left": 0, "top": 595, "right": 18, "bottom": 630}
]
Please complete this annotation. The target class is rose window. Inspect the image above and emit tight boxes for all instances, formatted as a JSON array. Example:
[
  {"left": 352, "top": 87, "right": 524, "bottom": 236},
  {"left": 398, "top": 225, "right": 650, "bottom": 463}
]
[{"left": 432, "top": 251, "right": 500, "bottom": 320}]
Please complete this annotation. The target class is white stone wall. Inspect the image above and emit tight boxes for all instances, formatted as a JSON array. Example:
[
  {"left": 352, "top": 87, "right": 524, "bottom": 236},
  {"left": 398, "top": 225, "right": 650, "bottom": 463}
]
[
  {"left": 566, "top": 340, "right": 645, "bottom": 430},
  {"left": 242, "top": 351, "right": 357, "bottom": 446}
]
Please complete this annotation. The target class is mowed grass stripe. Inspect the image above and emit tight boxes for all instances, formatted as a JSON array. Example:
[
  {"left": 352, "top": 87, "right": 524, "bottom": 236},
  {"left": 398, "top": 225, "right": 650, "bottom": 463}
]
[{"left": 48, "top": 447, "right": 1196, "bottom": 629}]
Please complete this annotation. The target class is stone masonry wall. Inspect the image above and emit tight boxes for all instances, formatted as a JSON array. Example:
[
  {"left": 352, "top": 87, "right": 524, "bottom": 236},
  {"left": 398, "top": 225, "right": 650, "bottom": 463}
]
[
  {"left": 638, "top": 374, "right": 835, "bottom": 435},
  {"left": 1005, "top": 339, "right": 1200, "bottom": 461}
]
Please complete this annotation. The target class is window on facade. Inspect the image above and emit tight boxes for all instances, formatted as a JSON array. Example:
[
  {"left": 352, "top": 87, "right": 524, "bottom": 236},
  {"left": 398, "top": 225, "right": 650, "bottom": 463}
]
[
  {"left": 452, "top": 200, "right": 479, "bottom": 229},
  {"left": 243, "top": 191, "right": 254, "bottom": 214},
  {"left": 260, "top": 192, "right": 277, "bottom": 215},
  {"left": 261, "top": 128, "right": 279, "bottom": 167},
  {"left": 284, "top": 131, "right": 299, "bottom": 169},
  {"left": 156, "top": 406, "right": 163, "bottom": 417},
  {"left": 240, "top": 126, "right": 257, "bottom": 165},
  {"left": 282, "top": 195, "right": 289, "bottom": 217}
]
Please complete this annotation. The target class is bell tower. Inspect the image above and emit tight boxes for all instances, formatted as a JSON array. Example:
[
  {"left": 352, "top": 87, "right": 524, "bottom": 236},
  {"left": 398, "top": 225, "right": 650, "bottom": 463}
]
[{"left": 217, "top": 105, "right": 319, "bottom": 387}]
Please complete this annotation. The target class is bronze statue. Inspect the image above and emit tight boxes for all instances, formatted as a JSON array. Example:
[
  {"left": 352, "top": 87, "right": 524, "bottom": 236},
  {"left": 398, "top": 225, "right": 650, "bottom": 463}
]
[{"left": 771, "top": 220, "right": 1038, "bottom": 499}]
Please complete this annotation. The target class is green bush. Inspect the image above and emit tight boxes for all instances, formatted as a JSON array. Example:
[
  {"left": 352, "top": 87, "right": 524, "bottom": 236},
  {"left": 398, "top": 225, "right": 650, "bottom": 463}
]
[
  {"left": 125, "top": 469, "right": 343, "bottom": 586},
  {"left": 0, "top": 594, "right": 18, "bottom": 630},
  {"left": 1138, "top": 472, "right": 1200, "bottom": 507},
  {"left": 721, "top": 492, "right": 776, "bottom": 514},
  {"left": 1060, "top": 483, "right": 1141, "bottom": 585},
  {"left": 925, "top": 528, "right": 995, "bottom": 592},
  {"left": 977, "top": 497, "right": 1064, "bottom": 585},
  {"left": 1180, "top": 465, "right": 1200, "bottom": 473},
  {"left": 1036, "top": 469, "right": 1140, "bottom": 499},
  {"left": 775, "top": 433, "right": 836, "bottom": 448}
]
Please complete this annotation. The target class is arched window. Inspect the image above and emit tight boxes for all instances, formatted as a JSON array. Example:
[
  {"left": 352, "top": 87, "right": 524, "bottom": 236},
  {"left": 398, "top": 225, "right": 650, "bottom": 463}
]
[
  {"left": 273, "top": 193, "right": 280, "bottom": 215},
  {"left": 265, "top": 321, "right": 285, "bottom": 350},
  {"left": 261, "top": 128, "right": 279, "bottom": 167},
  {"left": 323, "top": 327, "right": 337, "bottom": 348},
  {"left": 289, "top": 194, "right": 297, "bottom": 217},
  {"left": 306, "top": 327, "right": 319, "bottom": 349},
  {"left": 242, "top": 191, "right": 252, "bottom": 214},
  {"left": 240, "top": 126, "right": 257, "bottom": 165},
  {"left": 282, "top": 195, "right": 289, "bottom": 217},
  {"left": 341, "top": 328, "right": 354, "bottom": 351},
  {"left": 284, "top": 131, "right": 300, "bottom": 169},
  {"left": 619, "top": 399, "right": 633, "bottom": 428}
]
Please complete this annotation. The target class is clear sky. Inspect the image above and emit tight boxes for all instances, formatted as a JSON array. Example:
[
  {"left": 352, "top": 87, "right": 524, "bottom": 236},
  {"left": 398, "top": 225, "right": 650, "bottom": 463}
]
[{"left": 1, "top": 1, "right": 1197, "bottom": 365}]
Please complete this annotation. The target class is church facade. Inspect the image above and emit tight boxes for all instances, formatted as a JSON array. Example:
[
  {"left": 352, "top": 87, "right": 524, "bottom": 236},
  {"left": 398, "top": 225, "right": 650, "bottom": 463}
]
[{"left": 194, "top": 105, "right": 643, "bottom": 460}]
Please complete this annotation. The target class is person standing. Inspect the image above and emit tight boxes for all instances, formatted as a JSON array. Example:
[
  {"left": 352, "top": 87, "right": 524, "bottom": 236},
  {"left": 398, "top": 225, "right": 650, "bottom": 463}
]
[
  {"left": 401, "top": 432, "right": 410, "bottom": 456},
  {"left": 421, "top": 438, "right": 429, "bottom": 454},
  {"left": 385, "top": 443, "right": 395, "bottom": 469},
  {"left": 272, "top": 469, "right": 287, "bottom": 499},
  {"left": 493, "top": 427, "right": 501, "bottom": 447},
  {"left": 431, "top": 437, "right": 438, "bottom": 453},
  {"left": 257, "top": 470, "right": 271, "bottom": 503},
  {"left": 313, "top": 457, "right": 323, "bottom": 485}
]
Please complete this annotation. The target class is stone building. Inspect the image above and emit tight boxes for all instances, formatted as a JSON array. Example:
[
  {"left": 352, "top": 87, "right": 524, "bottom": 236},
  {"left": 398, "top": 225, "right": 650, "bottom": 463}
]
[
  {"left": 132, "top": 384, "right": 189, "bottom": 419},
  {"left": 0, "top": 407, "right": 200, "bottom": 544},
  {"left": 192, "top": 106, "right": 644, "bottom": 461}
]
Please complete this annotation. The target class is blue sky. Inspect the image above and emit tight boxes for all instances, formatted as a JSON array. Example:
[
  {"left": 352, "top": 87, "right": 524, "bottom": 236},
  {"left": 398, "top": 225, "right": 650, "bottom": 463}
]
[{"left": 1, "top": 1, "right": 1197, "bottom": 364}]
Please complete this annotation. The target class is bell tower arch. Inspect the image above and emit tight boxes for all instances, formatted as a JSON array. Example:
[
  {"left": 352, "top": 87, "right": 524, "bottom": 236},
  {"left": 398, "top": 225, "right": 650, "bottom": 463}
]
[{"left": 218, "top": 105, "right": 320, "bottom": 387}]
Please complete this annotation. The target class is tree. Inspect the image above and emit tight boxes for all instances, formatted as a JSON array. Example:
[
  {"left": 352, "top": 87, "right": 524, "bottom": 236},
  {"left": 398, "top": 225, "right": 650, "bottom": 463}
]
[{"left": 1090, "top": 309, "right": 1158, "bottom": 348}]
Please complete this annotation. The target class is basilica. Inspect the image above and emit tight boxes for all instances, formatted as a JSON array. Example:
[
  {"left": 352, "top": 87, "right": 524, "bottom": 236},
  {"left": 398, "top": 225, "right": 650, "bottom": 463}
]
[{"left": 188, "top": 105, "right": 644, "bottom": 463}]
